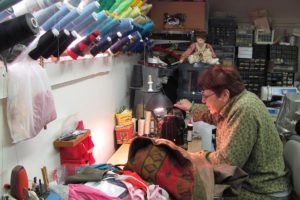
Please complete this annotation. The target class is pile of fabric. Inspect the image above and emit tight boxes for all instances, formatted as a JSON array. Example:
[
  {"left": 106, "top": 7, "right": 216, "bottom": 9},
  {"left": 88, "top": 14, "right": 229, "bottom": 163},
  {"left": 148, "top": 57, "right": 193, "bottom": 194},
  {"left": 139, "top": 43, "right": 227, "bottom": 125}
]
[{"left": 50, "top": 137, "right": 248, "bottom": 200}]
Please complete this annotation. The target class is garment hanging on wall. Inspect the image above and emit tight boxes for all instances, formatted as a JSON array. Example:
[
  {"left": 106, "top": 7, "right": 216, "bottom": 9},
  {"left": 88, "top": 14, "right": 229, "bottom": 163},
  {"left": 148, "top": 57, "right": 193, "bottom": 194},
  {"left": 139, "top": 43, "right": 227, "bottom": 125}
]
[
  {"left": 0, "top": 13, "right": 39, "bottom": 53},
  {"left": 7, "top": 39, "right": 57, "bottom": 143}
]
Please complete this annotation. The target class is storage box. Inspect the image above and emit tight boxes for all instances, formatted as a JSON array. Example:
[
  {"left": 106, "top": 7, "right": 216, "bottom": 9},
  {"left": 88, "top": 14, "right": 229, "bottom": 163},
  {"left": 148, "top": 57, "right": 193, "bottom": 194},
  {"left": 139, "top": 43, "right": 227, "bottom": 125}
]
[
  {"left": 254, "top": 17, "right": 271, "bottom": 33},
  {"left": 53, "top": 129, "right": 91, "bottom": 148},
  {"left": 150, "top": 0, "right": 205, "bottom": 31},
  {"left": 255, "top": 29, "right": 274, "bottom": 44},
  {"left": 115, "top": 124, "right": 133, "bottom": 144},
  {"left": 53, "top": 130, "right": 95, "bottom": 165},
  {"left": 238, "top": 47, "right": 253, "bottom": 59}
]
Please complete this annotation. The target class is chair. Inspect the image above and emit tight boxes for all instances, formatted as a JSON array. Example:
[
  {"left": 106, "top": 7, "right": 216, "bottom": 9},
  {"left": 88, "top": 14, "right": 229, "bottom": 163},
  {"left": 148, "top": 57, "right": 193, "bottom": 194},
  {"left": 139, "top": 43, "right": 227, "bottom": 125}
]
[{"left": 283, "top": 139, "right": 300, "bottom": 199}]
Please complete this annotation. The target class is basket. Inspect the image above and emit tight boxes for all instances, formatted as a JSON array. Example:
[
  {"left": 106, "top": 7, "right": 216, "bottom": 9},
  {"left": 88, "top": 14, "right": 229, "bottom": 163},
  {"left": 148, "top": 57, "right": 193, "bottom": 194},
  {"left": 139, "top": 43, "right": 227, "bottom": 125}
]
[{"left": 115, "top": 110, "right": 132, "bottom": 126}]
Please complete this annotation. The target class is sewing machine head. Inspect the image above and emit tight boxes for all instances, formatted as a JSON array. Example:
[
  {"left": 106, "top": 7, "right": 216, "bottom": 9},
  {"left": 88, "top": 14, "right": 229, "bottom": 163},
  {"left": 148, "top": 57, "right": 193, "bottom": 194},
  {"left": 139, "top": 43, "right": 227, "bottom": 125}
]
[
  {"left": 261, "top": 86, "right": 299, "bottom": 116},
  {"left": 261, "top": 86, "right": 299, "bottom": 102},
  {"left": 276, "top": 93, "right": 300, "bottom": 134}
]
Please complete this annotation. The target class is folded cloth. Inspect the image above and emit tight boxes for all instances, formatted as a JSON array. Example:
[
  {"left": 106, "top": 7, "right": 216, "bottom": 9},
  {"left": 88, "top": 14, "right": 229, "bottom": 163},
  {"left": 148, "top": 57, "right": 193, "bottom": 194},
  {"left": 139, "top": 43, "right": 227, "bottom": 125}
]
[
  {"left": 213, "top": 164, "right": 248, "bottom": 197},
  {"left": 65, "top": 168, "right": 107, "bottom": 184}
]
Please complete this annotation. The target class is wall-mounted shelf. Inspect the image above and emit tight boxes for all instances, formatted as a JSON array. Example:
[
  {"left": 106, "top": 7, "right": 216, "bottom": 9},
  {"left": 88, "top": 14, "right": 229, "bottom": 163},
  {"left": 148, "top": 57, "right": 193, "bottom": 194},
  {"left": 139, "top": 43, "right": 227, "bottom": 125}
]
[
  {"left": 0, "top": 55, "right": 113, "bottom": 100},
  {"left": 53, "top": 129, "right": 91, "bottom": 148}
]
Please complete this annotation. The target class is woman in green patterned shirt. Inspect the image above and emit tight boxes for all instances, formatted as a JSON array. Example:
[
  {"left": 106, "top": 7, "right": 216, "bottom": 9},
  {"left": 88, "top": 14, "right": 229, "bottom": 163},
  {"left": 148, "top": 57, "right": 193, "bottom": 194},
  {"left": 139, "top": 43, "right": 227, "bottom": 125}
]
[{"left": 175, "top": 65, "right": 290, "bottom": 199}]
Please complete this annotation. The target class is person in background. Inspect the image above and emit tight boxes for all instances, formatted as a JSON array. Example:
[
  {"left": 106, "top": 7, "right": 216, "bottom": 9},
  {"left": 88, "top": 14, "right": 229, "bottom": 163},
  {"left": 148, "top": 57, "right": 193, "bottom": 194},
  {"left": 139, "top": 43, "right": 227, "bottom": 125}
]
[
  {"left": 174, "top": 65, "right": 290, "bottom": 199},
  {"left": 179, "top": 31, "right": 218, "bottom": 64}
]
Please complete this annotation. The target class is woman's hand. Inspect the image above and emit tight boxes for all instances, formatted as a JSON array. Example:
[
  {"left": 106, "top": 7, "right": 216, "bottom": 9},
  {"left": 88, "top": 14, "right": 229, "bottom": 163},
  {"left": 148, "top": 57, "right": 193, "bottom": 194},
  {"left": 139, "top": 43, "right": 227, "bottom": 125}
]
[{"left": 174, "top": 99, "right": 192, "bottom": 111}]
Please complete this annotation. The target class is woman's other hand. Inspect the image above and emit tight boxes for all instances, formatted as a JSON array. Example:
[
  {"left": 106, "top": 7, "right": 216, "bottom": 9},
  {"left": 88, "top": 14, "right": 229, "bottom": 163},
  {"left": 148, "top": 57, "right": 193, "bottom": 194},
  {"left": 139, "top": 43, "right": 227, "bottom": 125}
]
[{"left": 174, "top": 99, "right": 192, "bottom": 111}]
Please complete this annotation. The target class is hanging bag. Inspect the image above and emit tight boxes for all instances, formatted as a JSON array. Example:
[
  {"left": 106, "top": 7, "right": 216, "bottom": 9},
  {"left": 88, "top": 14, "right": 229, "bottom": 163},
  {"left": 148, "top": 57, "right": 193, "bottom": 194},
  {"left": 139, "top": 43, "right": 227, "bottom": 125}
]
[{"left": 7, "top": 38, "right": 57, "bottom": 143}]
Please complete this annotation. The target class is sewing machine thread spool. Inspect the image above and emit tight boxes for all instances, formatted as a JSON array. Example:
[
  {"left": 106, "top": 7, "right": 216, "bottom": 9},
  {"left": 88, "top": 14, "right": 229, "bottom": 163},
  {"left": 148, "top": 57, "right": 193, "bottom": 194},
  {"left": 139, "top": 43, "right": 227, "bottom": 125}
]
[
  {"left": 147, "top": 74, "right": 153, "bottom": 92},
  {"left": 138, "top": 118, "right": 145, "bottom": 136},
  {"left": 144, "top": 111, "right": 151, "bottom": 135}
]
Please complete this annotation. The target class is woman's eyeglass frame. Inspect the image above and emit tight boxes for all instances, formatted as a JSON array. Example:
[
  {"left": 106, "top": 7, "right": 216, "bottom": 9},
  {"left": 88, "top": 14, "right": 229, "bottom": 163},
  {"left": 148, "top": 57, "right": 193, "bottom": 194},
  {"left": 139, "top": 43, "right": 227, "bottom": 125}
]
[{"left": 200, "top": 90, "right": 215, "bottom": 101}]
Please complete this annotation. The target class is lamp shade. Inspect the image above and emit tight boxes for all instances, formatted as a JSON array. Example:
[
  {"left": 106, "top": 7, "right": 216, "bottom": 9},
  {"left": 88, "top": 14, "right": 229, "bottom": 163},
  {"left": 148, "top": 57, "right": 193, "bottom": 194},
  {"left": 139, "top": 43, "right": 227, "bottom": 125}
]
[{"left": 145, "top": 93, "right": 173, "bottom": 112}]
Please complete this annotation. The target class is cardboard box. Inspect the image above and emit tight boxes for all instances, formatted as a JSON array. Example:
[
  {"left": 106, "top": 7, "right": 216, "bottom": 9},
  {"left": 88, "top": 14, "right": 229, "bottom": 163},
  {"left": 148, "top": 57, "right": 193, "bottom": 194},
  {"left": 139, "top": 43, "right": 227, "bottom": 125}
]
[
  {"left": 254, "top": 17, "right": 271, "bottom": 33},
  {"left": 249, "top": 9, "right": 269, "bottom": 20},
  {"left": 238, "top": 47, "right": 253, "bottom": 59},
  {"left": 150, "top": 0, "right": 206, "bottom": 31},
  {"left": 115, "top": 124, "right": 133, "bottom": 144}
]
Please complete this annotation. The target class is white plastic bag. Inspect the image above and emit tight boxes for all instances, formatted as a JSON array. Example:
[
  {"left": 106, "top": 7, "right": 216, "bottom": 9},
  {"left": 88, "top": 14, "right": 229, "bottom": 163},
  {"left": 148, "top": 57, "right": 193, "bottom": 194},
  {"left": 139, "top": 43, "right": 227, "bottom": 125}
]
[{"left": 7, "top": 38, "right": 57, "bottom": 143}]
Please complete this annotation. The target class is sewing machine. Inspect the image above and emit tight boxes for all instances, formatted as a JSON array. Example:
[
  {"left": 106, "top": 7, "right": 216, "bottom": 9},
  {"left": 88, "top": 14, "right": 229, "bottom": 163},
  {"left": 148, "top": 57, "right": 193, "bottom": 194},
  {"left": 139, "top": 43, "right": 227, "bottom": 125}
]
[
  {"left": 261, "top": 86, "right": 299, "bottom": 101},
  {"left": 261, "top": 86, "right": 299, "bottom": 116}
]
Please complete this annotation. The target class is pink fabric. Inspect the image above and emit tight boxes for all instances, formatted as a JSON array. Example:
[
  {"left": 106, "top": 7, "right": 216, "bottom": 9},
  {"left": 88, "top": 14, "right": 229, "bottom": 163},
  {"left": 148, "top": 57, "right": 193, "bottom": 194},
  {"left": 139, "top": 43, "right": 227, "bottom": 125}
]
[
  {"left": 33, "top": 90, "right": 57, "bottom": 134},
  {"left": 68, "top": 184, "right": 122, "bottom": 200},
  {"left": 76, "top": 120, "right": 85, "bottom": 130},
  {"left": 121, "top": 170, "right": 148, "bottom": 192}
]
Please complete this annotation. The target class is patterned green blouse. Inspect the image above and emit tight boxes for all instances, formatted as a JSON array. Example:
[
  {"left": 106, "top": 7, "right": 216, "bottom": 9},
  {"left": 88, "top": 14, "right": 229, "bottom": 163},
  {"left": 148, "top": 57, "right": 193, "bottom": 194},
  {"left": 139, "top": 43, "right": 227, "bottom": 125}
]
[{"left": 191, "top": 90, "right": 290, "bottom": 199}]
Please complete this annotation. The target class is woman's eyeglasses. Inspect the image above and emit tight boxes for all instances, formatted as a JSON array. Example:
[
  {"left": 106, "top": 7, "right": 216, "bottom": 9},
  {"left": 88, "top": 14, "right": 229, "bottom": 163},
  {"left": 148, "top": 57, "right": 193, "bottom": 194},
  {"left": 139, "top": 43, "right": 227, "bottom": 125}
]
[{"left": 200, "top": 91, "right": 215, "bottom": 101}]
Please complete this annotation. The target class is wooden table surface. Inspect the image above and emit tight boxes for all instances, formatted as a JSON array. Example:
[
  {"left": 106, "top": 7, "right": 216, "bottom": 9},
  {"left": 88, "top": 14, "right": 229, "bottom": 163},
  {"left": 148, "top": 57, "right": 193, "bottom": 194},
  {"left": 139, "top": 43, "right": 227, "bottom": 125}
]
[{"left": 107, "top": 138, "right": 202, "bottom": 165}]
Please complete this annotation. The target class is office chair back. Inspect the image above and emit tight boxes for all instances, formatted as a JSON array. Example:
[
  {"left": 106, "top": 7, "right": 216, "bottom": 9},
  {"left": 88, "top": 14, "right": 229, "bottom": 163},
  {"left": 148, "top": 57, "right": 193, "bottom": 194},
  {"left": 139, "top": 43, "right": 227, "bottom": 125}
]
[{"left": 284, "top": 139, "right": 300, "bottom": 198}]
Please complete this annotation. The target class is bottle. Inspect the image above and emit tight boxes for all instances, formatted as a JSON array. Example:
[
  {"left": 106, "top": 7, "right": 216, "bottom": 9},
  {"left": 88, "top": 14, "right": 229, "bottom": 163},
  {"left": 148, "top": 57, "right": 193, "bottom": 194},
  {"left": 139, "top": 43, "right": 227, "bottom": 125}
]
[
  {"left": 187, "top": 120, "right": 193, "bottom": 142},
  {"left": 150, "top": 117, "right": 155, "bottom": 135},
  {"left": 138, "top": 118, "right": 145, "bottom": 136}
]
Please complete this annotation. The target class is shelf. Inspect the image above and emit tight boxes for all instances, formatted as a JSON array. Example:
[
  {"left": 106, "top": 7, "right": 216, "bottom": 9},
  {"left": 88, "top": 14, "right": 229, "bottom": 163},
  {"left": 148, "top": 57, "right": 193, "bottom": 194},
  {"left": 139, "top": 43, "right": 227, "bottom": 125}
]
[
  {"left": 53, "top": 129, "right": 91, "bottom": 148},
  {"left": 0, "top": 55, "right": 113, "bottom": 100}
]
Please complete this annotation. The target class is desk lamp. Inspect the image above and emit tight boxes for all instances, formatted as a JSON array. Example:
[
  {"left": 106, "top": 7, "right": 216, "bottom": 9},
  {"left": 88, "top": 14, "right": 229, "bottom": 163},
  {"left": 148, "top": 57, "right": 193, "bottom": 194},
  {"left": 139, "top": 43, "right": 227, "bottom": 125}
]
[
  {"left": 145, "top": 93, "right": 173, "bottom": 120},
  {"left": 145, "top": 93, "right": 173, "bottom": 137},
  {"left": 145, "top": 93, "right": 186, "bottom": 145}
]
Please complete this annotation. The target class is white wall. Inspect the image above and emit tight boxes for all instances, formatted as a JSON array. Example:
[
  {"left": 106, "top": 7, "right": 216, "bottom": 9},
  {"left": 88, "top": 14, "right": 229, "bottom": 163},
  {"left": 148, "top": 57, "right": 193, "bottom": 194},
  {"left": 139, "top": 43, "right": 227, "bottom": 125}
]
[{"left": 0, "top": 54, "right": 138, "bottom": 195}]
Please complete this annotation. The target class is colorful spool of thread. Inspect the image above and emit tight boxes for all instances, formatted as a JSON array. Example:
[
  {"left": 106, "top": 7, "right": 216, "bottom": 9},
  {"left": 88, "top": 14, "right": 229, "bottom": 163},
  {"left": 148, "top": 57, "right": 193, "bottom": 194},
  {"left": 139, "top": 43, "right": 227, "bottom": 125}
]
[
  {"left": 41, "top": 3, "right": 72, "bottom": 31},
  {"left": 34, "top": 2, "right": 62, "bottom": 26},
  {"left": 42, "top": 29, "right": 70, "bottom": 59},
  {"left": 65, "top": 1, "right": 100, "bottom": 30},
  {"left": 52, "top": 30, "right": 77, "bottom": 58},
  {"left": 53, "top": 8, "right": 80, "bottom": 30},
  {"left": 67, "top": 30, "right": 100, "bottom": 59},
  {"left": 28, "top": 28, "right": 60, "bottom": 60},
  {"left": 0, "top": 13, "right": 39, "bottom": 53}
]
